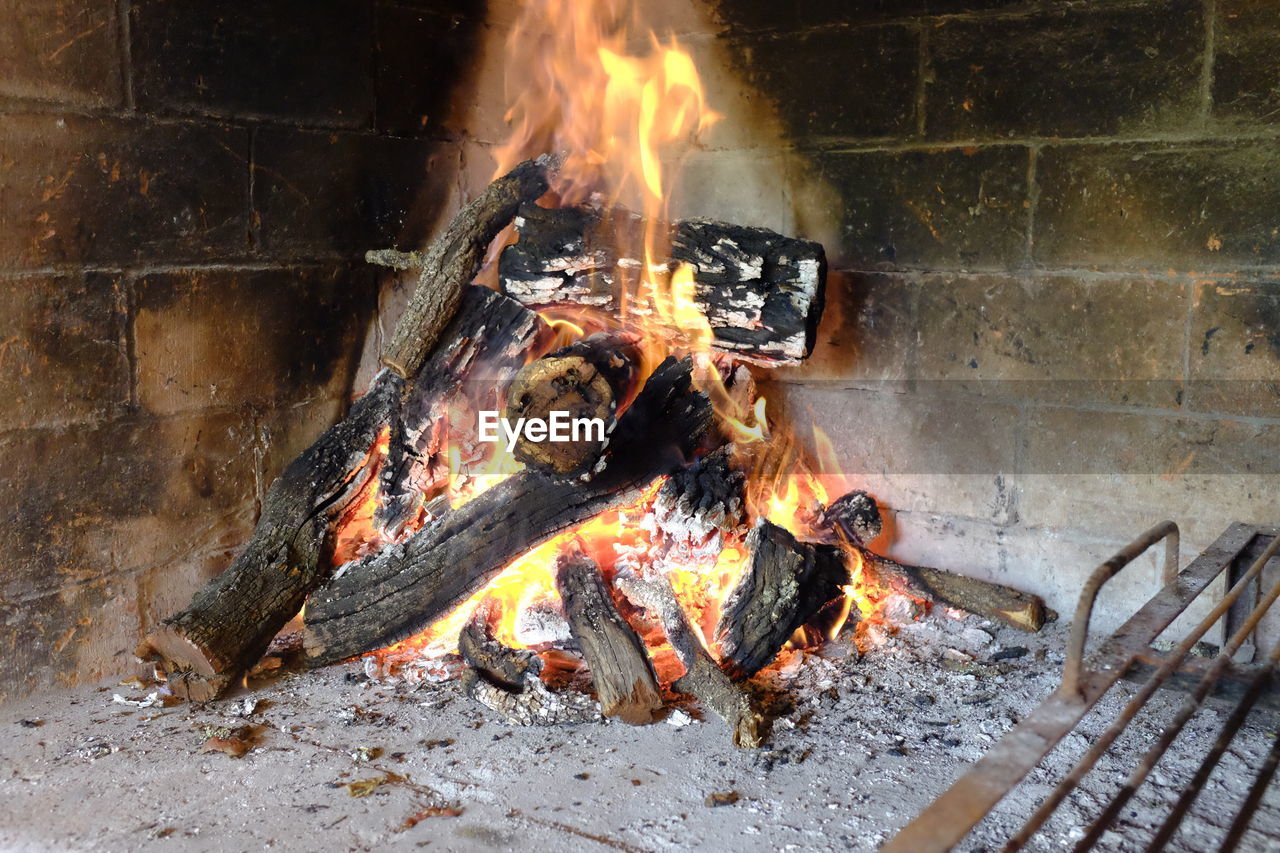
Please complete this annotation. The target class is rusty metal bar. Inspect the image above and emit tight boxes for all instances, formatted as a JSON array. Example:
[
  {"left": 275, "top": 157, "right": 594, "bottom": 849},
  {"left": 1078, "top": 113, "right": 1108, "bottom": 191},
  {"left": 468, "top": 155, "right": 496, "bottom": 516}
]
[
  {"left": 1144, "top": 641, "right": 1280, "bottom": 852},
  {"left": 884, "top": 522, "right": 1275, "bottom": 853},
  {"left": 1219, "top": 728, "right": 1280, "bottom": 852},
  {"left": 1074, "top": 535, "right": 1280, "bottom": 850}
]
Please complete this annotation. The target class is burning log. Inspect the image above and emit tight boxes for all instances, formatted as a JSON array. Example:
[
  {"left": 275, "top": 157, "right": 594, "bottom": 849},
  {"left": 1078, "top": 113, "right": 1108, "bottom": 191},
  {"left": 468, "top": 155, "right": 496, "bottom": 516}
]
[
  {"left": 303, "top": 356, "right": 713, "bottom": 665},
  {"left": 138, "top": 157, "right": 556, "bottom": 700},
  {"left": 646, "top": 445, "right": 746, "bottom": 564},
  {"left": 814, "top": 490, "right": 1047, "bottom": 632},
  {"left": 459, "top": 600, "right": 601, "bottom": 726},
  {"left": 502, "top": 332, "right": 642, "bottom": 477},
  {"left": 715, "top": 520, "right": 850, "bottom": 679},
  {"left": 616, "top": 573, "right": 765, "bottom": 748},
  {"left": 554, "top": 550, "right": 663, "bottom": 725},
  {"left": 499, "top": 203, "right": 827, "bottom": 365},
  {"left": 376, "top": 285, "right": 550, "bottom": 536}
]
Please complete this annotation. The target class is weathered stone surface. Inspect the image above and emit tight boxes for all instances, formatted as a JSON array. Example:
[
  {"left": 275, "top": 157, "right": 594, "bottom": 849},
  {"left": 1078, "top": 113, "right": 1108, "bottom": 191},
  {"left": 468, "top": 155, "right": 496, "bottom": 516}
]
[
  {"left": 253, "top": 129, "right": 456, "bottom": 256},
  {"left": 0, "top": 115, "right": 248, "bottom": 268},
  {"left": 0, "top": 412, "right": 257, "bottom": 606},
  {"left": 0, "top": 0, "right": 122, "bottom": 108},
  {"left": 768, "top": 382, "right": 1021, "bottom": 523},
  {"left": 375, "top": 5, "right": 484, "bottom": 137},
  {"left": 1214, "top": 0, "right": 1280, "bottom": 124},
  {"left": 813, "top": 146, "right": 1030, "bottom": 269},
  {"left": 134, "top": 266, "right": 376, "bottom": 416},
  {"left": 1187, "top": 279, "right": 1280, "bottom": 418},
  {"left": 1035, "top": 140, "right": 1280, "bottom": 270},
  {"left": 255, "top": 395, "right": 349, "bottom": 495},
  {"left": 712, "top": 0, "right": 1038, "bottom": 32},
  {"left": 131, "top": 0, "right": 374, "bottom": 126},
  {"left": 729, "top": 25, "right": 918, "bottom": 141},
  {"left": 913, "top": 273, "right": 1187, "bottom": 407},
  {"left": 775, "top": 271, "right": 916, "bottom": 383},
  {"left": 927, "top": 1, "right": 1205, "bottom": 140},
  {"left": 0, "top": 273, "right": 128, "bottom": 430}
]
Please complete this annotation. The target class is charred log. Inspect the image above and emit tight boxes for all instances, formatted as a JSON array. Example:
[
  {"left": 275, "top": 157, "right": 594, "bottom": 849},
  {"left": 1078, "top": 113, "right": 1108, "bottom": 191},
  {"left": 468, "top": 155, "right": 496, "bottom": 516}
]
[
  {"left": 376, "top": 286, "right": 550, "bottom": 536},
  {"left": 139, "top": 157, "right": 556, "bottom": 701},
  {"left": 459, "top": 600, "right": 601, "bottom": 726},
  {"left": 499, "top": 203, "right": 826, "bottom": 364},
  {"left": 136, "top": 372, "right": 402, "bottom": 701},
  {"left": 647, "top": 445, "right": 746, "bottom": 564},
  {"left": 554, "top": 551, "right": 662, "bottom": 725},
  {"left": 303, "top": 357, "right": 713, "bottom": 665},
  {"left": 502, "top": 333, "right": 642, "bottom": 477},
  {"left": 616, "top": 574, "right": 765, "bottom": 748},
  {"left": 715, "top": 520, "right": 850, "bottom": 679},
  {"left": 377, "top": 155, "right": 555, "bottom": 378},
  {"left": 854, "top": 547, "right": 1046, "bottom": 633}
]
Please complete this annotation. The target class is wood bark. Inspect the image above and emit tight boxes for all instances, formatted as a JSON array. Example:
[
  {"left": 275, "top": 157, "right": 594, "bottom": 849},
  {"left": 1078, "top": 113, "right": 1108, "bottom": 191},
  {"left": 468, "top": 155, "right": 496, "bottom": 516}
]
[
  {"left": 140, "top": 157, "right": 555, "bottom": 700},
  {"left": 852, "top": 546, "right": 1047, "bottom": 633},
  {"left": 303, "top": 357, "right": 713, "bottom": 665},
  {"left": 502, "top": 332, "right": 642, "bottom": 476},
  {"left": 379, "top": 155, "right": 555, "bottom": 378},
  {"left": 136, "top": 372, "right": 403, "bottom": 700},
  {"left": 555, "top": 551, "right": 663, "bottom": 725},
  {"left": 616, "top": 574, "right": 765, "bottom": 748},
  {"left": 499, "top": 203, "right": 827, "bottom": 365},
  {"left": 715, "top": 519, "right": 850, "bottom": 678},
  {"left": 375, "top": 286, "right": 550, "bottom": 536}
]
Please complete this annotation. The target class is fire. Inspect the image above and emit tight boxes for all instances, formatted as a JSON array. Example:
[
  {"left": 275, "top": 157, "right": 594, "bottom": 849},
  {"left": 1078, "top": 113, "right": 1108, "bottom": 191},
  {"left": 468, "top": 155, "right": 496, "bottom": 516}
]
[{"left": 350, "top": 0, "right": 899, "bottom": 680}]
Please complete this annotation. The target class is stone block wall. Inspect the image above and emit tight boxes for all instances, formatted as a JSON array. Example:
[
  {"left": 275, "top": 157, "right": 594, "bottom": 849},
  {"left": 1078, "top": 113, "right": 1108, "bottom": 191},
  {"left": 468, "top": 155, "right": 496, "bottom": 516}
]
[
  {"left": 0, "top": 0, "right": 488, "bottom": 700},
  {"left": 705, "top": 0, "right": 1280, "bottom": 630}
]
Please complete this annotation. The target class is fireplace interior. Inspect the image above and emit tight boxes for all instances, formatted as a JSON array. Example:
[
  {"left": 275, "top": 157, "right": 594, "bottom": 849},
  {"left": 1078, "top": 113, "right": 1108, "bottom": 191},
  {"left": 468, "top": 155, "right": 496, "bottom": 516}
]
[{"left": 2, "top": 0, "right": 1279, "bottom": 850}]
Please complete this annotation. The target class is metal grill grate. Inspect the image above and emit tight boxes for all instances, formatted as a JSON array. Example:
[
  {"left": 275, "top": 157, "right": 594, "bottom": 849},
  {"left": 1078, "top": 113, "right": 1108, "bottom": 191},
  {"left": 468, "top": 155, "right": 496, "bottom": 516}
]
[{"left": 886, "top": 521, "right": 1280, "bottom": 853}]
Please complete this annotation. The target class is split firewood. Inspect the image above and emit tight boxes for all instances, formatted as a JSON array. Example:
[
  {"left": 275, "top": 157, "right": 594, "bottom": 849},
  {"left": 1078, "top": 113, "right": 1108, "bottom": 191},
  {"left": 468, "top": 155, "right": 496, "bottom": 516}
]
[
  {"left": 615, "top": 574, "right": 765, "bottom": 748},
  {"left": 715, "top": 519, "right": 850, "bottom": 679},
  {"left": 499, "top": 202, "right": 826, "bottom": 365},
  {"left": 376, "top": 286, "right": 550, "bottom": 536},
  {"left": 554, "top": 550, "right": 662, "bottom": 725},
  {"left": 645, "top": 445, "right": 746, "bottom": 564},
  {"left": 502, "top": 332, "right": 642, "bottom": 477},
  {"left": 459, "top": 600, "right": 601, "bottom": 726},
  {"left": 303, "top": 357, "right": 713, "bottom": 665},
  {"left": 813, "top": 490, "right": 1046, "bottom": 632},
  {"left": 138, "top": 157, "right": 557, "bottom": 701}
]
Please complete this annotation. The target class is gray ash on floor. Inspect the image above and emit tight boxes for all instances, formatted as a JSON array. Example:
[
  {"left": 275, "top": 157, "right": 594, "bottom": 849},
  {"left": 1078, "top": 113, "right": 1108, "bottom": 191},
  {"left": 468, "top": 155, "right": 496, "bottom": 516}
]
[{"left": 1, "top": 610, "right": 1277, "bottom": 852}]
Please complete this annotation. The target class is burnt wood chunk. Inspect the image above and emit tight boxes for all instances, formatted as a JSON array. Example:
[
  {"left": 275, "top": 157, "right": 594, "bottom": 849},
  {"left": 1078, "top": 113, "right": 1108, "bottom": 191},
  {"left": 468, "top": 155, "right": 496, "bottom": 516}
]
[
  {"left": 378, "top": 155, "right": 555, "bottom": 378},
  {"left": 376, "top": 286, "right": 549, "bottom": 536},
  {"left": 648, "top": 445, "right": 746, "bottom": 564},
  {"left": 499, "top": 203, "right": 827, "bottom": 364},
  {"left": 555, "top": 551, "right": 662, "bottom": 725},
  {"left": 459, "top": 600, "right": 601, "bottom": 726},
  {"left": 816, "top": 490, "right": 883, "bottom": 547},
  {"left": 137, "top": 371, "right": 403, "bottom": 701},
  {"left": 302, "top": 357, "right": 713, "bottom": 665},
  {"left": 716, "top": 520, "right": 850, "bottom": 678},
  {"left": 502, "top": 332, "right": 642, "bottom": 477},
  {"left": 616, "top": 574, "right": 765, "bottom": 748}
]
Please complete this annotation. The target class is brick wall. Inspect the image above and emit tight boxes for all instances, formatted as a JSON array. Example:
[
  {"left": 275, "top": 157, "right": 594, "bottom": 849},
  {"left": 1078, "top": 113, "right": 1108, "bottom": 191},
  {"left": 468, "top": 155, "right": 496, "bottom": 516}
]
[
  {"left": 703, "top": 0, "right": 1280, "bottom": 629},
  {"left": 0, "top": 0, "right": 488, "bottom": 700}
]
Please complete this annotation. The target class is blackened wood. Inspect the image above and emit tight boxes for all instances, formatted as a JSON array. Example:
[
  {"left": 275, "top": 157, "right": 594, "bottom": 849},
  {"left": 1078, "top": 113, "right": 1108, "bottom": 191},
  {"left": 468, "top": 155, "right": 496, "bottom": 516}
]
[
  {"left": 503, "top": 332, "right": 642, "bottom": 476},
  {"left": 815, "top": 490, "right": 883, "bottom": 547},
  {"left": 648, "top": 445, "right": 746, "bottom": 564},
  {"left": 499, "top": 203, "right": 827, "bottom": 364},
  {"left": 616, "top": 574, "right": 765, "bottom": 748},
  {"left": 137, "top": 371, "right": 404, "bottom": 701},
  {"left": 555, "top": 551, "right": 662, "bottom": 725},
  {"left": 303, "top": 357, "right": 713, "bottom": 665},
  {"left": 376, "top": 286, "right": 550, "bottom": 536},
  {"left": 379, "top": 155, "right": 555, "bottom": 378},
  {"left": 715, "top": 520, "right": 850, "bottom": 679},
  {"left": 852, "top": 546, "right": 1047, "bottom": 633},
  {"left": 458, "top": 600, "right": 601, "bottom": 725},
  {"left": 458, "top": 599, "right": 539, "bottom": 691}
]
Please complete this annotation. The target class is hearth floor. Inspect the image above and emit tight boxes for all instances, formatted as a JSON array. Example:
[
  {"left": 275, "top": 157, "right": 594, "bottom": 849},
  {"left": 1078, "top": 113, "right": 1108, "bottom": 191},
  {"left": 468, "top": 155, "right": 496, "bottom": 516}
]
[{"left": 2, "top": 612, "right": 1277, "bottom": 852}]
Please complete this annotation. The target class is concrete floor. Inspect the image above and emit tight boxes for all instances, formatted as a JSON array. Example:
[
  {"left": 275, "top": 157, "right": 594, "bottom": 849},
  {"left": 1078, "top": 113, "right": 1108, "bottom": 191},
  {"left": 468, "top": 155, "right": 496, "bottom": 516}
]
[{"left": 1, "top": 613, "right": 1277, "bottom": 852}]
